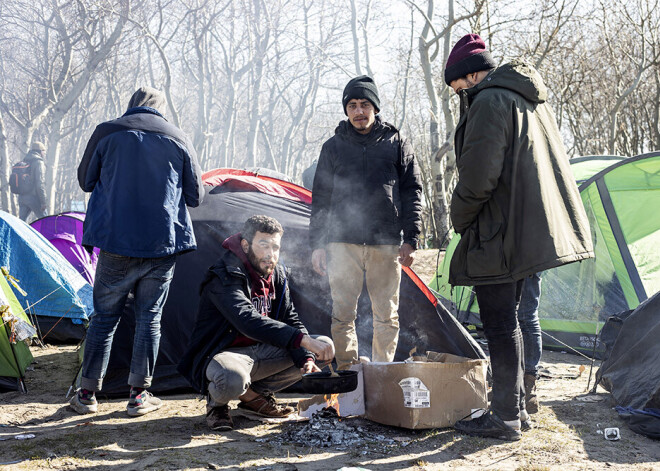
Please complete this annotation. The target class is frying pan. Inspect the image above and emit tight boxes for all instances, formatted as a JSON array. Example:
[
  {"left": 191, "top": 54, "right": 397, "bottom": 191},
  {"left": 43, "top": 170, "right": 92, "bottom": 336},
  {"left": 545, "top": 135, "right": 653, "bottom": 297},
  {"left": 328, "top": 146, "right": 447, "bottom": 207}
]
[{"left": 301, "top": 370, "right": 358, "bottom": 394}]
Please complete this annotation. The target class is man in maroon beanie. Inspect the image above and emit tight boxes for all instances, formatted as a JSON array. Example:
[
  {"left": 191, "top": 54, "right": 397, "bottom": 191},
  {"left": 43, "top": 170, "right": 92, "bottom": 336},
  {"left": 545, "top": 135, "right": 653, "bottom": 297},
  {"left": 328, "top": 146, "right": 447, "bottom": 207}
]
[
  {"left": 444, "top": 33, "right": 593, "bottom": 441},
  {"left": 178, "top": 215, "right": 334, "bottom": 431}
]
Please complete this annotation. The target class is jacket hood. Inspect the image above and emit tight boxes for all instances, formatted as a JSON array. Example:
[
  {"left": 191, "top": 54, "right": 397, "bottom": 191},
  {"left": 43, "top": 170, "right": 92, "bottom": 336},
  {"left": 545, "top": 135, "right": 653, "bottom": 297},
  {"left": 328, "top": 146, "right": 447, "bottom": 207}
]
[
  {"left": 222, "top": 233, "right": 248, "bottom": 263},
  {"left": 199, "top": 233, "right": 275, "bottom": 294},
  {"left": 127, "top": 86, "right": 167, "bottom": 113},
  {"left": 24, "top": 150, "right": 44, "bottom": 163},
  {"left": 198, "top": 234, "right": 246, "bottom": 294},
  {"left": 469, "top": 60, "right": 547, "bottom": 104}
]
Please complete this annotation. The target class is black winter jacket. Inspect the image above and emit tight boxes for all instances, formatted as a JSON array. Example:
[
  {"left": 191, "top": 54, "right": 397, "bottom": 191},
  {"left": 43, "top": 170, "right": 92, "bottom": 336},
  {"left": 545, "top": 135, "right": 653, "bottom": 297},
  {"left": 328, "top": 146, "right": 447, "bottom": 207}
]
[
  {"left": 310, "top": 117, "right": 423, "bottom": 250},
  {"left": 177, "top": 250, "right": 313, "bottom": 393},
  {"left": 449, "top": 61, "right": 593, "bottom": 286}
]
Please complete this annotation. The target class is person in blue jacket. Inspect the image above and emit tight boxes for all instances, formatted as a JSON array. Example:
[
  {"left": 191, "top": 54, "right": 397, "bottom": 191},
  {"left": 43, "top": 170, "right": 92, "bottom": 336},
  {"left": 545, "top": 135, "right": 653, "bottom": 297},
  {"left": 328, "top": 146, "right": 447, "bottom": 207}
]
[{"left": 70, "top": 87, "right": 204, "bottom": 417}]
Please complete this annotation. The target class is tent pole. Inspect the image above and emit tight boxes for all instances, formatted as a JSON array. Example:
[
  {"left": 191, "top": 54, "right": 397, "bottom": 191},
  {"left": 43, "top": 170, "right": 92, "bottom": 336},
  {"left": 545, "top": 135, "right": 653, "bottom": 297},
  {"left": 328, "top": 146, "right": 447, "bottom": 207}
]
[
  {"left": 66, "top": 330, "right": 87, "bottom": 398},
  {"left": 3, "top": 323, "right": 28, "bottom": 394},
  {"left": 586, "top": 321, "right": 601, "bottom": 393},
  {"left": 25, "top": 303, "right": 45, "bottom": 348}
]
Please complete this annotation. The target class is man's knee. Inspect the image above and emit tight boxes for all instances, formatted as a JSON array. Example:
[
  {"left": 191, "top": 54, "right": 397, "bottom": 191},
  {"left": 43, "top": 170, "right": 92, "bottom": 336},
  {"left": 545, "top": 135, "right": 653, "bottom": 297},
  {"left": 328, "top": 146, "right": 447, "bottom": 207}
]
[{"left": 207, "top": 358, "right": 253, "bottom": 400}]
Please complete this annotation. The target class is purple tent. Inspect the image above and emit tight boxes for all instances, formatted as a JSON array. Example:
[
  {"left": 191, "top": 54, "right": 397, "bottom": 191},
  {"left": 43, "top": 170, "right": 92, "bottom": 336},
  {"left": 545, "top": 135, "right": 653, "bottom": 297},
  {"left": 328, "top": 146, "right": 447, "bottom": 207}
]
[{"left": 30, "top": 212, "right": 99, "bottom": 285}]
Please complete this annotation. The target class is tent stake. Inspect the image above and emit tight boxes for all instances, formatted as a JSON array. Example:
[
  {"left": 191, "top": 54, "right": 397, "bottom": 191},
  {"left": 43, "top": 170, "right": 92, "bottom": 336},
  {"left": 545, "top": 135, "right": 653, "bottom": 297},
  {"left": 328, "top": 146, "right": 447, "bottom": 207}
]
[{"left": 586, "top": 322, "right": 602, "bottom": 393}]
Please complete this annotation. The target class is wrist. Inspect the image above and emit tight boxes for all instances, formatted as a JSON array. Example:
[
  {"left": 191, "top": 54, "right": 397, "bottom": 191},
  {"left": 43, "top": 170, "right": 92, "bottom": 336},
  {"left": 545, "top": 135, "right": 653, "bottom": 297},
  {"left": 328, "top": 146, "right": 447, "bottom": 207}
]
[{"left": 294, "top": 332, "right": 306, "bottom": 349}]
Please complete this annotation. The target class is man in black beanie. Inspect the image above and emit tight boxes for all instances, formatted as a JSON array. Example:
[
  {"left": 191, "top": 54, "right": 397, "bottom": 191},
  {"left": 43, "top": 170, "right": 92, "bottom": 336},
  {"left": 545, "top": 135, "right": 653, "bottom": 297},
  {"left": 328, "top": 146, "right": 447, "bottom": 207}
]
[
  {"left": 444, "top": 33, "right": 593, "bottom": 441},
  {"left": 309, "top": 75, "right": 422, "bottom": 370}
]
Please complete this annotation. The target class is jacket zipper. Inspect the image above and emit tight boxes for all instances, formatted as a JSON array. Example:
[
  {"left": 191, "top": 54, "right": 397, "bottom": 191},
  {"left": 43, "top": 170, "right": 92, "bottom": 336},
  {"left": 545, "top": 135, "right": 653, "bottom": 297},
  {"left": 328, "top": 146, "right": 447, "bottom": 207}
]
[{"left": 362, "top": 145, "right": 367, "bottom": 245}]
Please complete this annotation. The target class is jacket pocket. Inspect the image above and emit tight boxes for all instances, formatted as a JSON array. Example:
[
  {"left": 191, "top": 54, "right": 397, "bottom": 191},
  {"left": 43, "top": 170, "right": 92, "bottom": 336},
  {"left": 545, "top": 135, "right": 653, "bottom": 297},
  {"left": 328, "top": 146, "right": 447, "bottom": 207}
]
[{"left": 465, "top": 212, "right": 508, "bottom": 279}]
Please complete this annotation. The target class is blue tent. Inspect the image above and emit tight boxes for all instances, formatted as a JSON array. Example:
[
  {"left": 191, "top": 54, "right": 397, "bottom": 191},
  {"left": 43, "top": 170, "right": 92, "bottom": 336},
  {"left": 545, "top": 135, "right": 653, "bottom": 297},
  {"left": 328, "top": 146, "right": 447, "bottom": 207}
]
[{"left": 0, "top": 211, "right": 93, "bottom": 342}]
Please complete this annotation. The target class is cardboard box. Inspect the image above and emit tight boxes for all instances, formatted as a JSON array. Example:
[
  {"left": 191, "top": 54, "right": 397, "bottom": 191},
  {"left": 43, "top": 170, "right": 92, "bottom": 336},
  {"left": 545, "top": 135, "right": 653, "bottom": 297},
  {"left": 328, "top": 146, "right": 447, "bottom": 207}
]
[{"left": 363, "top": 352, "right": 488, "bottom": 429}]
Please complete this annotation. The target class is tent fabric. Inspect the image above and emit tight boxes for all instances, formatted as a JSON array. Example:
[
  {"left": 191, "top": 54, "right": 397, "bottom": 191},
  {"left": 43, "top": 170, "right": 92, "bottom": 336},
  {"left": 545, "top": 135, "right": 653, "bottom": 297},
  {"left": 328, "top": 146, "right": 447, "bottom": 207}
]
[
  {"left": 30, "top": 212, "right": 100, "bottom": 285},
  {"left": 596, "top": 291, "right": 660, "bottom": 411},
  {"left": 538, "top": 152, "right": 660, "bottom": 355},
  {"left": 430, "top": 152, "right": 660, "bottom": 357},
  {"left": 569, "top": 155, "right": 626, "bottom": 185},
  {"left": 96, "top": 169, "right": 486, "bottom": 395},
  {"left": 0, "top": 272, "right": 33, "bottom": 392},
  {"left": 615, "top": 406, "right": 660, "bottom": 439},
  {"left": 0, "top": 211, "right": 93, "bottom": 342},
  {"left": 202, "top": 168, "right": 312, "bottom": 204}
]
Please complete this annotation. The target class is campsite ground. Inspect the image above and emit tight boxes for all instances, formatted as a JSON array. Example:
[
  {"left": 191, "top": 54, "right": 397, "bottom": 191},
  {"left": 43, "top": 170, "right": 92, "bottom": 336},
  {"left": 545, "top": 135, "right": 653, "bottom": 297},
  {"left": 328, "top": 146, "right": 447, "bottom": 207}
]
[{"left": 1, "top": 250, "right": 659, "bottom": 471}]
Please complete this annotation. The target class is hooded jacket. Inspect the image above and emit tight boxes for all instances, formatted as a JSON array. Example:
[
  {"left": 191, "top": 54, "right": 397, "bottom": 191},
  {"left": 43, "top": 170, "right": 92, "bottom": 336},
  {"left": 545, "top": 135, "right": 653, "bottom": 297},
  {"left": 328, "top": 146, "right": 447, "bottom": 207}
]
[
  {"left": 449, "top": 60, "right": 593, "bottom": 286},
  {"left": 310, "top": 116, "right": 423, "bottom": 250},
  {"left": 78, "top": 100, "right": 204, "bottom": 257},
  {"left": 177, "top": 236, "right": 314, "bottom": 393},
  {"left": 17, "top": 150, "right": 47, "bottom": 210}
]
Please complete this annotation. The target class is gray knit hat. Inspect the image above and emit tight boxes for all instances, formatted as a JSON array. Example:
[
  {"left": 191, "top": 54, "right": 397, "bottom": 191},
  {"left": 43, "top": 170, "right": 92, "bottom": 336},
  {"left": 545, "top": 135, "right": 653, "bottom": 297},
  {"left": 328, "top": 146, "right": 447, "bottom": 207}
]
[{"left": 342, "top": 76, "right": 380, "bottom": 115}]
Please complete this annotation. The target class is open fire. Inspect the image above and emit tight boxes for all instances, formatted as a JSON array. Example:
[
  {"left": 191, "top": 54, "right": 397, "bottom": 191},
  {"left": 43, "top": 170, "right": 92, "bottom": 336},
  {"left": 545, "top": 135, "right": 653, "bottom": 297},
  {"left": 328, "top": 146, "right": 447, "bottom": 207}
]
[{"left": 324, "top": 393, "right": 340, "bottom": 416}]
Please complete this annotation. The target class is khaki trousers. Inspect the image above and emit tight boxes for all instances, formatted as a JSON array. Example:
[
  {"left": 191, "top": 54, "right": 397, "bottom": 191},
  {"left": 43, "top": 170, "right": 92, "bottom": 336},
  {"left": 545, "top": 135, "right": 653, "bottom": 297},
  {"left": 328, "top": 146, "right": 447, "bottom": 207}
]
[{"left": 327, "top": 243, "right": 401, "bottom": 369}]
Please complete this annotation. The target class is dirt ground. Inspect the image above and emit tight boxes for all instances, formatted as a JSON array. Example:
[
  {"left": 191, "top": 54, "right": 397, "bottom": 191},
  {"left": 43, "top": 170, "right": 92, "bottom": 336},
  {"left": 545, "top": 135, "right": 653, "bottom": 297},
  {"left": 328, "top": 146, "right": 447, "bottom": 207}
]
[{"left": 1, "top": 250, "right": 659, "bottom": 471}]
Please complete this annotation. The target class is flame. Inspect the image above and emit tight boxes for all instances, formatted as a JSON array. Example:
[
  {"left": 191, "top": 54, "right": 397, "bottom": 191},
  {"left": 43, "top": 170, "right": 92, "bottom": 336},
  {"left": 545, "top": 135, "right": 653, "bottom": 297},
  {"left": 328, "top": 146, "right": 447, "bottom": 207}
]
[{"left": 324, "top": 393, "right": 340, "bottom": 416}]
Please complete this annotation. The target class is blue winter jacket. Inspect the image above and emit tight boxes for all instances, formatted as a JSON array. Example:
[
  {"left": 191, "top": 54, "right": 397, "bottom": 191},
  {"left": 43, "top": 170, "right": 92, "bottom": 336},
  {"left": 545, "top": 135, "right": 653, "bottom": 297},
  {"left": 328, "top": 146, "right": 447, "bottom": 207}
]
[{"left": 78, "top": 107, "right": 204, "bottom": 257}]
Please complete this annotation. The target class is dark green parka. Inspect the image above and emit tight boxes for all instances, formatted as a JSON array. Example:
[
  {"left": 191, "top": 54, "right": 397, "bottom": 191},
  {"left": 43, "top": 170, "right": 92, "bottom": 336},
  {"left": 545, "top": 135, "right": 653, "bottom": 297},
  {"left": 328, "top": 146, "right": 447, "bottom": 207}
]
[{"left": 449, "top": 60, "right": 593, "bottom": 286}]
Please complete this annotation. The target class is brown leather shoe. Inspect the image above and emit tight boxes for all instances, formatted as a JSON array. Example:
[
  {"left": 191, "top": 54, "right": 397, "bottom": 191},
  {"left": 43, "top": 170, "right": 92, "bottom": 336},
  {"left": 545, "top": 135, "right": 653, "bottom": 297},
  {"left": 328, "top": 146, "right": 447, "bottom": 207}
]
[
  {"left": 238, "top": 394, "right": 294, "bottom": 418},
  {"left": 206, "top": 404, "right": 233, "bottom": 431},
  {"left": 524, "top": 374, "right": 539, "bottom": 414}
]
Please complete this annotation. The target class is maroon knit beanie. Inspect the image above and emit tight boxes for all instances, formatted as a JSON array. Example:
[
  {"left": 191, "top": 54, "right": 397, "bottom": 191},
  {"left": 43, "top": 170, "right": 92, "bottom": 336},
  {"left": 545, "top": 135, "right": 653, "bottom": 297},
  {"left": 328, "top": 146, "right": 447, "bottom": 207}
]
[{"left": 444, "top": 33, "right": 496, "bottom": 86}]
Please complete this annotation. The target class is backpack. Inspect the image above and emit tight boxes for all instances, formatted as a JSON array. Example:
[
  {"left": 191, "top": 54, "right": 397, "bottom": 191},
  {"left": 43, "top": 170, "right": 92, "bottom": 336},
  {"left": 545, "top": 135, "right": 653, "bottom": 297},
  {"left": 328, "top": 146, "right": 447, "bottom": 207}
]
[{"left": 9, "top": 161, "right": 33, "bottom": 195}]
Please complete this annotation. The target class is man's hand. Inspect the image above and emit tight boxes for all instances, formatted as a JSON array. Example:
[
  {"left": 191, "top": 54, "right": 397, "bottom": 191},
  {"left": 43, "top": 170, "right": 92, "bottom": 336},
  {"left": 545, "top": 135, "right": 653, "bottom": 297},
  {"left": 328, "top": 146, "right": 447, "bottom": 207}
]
[
  {"left": 398, "top": 243, "right": 416, "bottom": 267},
  {"left": 311, "top": 248, "right": 327, "bottom": 276},
  {"left": 300, "top": 335, "right": 334, "bottom": 362},
  {"left": 300, "top": 360, "right": 321, "bottom": 374}
]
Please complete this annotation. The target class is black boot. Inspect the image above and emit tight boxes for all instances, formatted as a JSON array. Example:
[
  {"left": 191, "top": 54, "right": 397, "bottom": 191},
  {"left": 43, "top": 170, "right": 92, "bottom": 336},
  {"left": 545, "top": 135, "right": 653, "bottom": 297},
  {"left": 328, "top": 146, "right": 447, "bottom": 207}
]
[
  {"left": 524, "top": 373, "right": 539, "bottom": 414},
  {"left": 454, "top": 410, "right": 522, "bottom": 441}
]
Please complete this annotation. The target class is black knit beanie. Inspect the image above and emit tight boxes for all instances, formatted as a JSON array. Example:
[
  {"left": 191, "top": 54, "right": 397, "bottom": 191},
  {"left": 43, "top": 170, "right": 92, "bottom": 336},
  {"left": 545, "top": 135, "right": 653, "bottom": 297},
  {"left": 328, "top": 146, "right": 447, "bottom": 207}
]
[
  {"left": 444, "top": 33, "right": 497, "bottom": 86},
  {"left": 342, "top": 75, "right": 380, "bottom": 115}
]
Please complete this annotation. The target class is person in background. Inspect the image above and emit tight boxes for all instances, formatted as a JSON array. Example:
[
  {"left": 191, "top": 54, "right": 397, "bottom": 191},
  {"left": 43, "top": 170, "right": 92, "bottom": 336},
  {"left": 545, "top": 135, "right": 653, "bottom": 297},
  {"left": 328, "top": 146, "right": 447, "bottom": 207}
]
[
  {"left": 17, "top": 142, "right": 48, "bottom": 221},
  {"left": 70, "top": 86, "right": 204, "bottom": 417},
  {"left": 178, "top": 215, "right": 334, "bottom": 431},
  {"left": 444, "top": 33, "right": 593, "bottom": 440},
  {"left": 310, "top": 75, "right": 423, "bottom": 370}
]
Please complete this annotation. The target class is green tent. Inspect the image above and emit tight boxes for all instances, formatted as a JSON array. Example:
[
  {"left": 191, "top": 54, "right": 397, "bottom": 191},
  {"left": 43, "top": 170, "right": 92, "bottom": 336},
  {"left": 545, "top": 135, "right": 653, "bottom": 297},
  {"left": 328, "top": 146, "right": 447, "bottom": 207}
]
[
  {"left": 430, "top": 153, "right": 660, "bottom": 356},
  {"left": 0, "top": 270, "right": 34, "bottom": 392}
]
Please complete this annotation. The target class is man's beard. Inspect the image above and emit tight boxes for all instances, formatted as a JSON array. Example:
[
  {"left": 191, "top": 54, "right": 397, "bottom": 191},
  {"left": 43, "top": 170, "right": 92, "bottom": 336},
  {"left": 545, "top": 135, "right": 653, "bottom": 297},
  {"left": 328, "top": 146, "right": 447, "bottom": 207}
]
[{"left": 247, "top": 246, "right": 274, "bottom": 277}]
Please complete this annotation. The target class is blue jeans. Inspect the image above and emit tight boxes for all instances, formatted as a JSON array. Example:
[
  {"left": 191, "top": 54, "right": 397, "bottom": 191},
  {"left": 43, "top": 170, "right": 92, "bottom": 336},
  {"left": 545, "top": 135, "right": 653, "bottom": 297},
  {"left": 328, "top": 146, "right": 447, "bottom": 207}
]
[
  {"left": 474, "top": 280, "right": 525, "bottom": 421},
  {"left": 81, "top": 251, "right": 176, "bottom": 391},
  {"left": 518, "top": 273, "right": 542, "bottom": 376}
]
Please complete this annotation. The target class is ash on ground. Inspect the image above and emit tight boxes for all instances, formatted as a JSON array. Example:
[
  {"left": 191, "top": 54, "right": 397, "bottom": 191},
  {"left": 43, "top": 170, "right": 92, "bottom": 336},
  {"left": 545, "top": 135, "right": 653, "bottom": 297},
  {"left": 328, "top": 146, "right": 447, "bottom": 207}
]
[{"left": 275, "top": 407, "right": 409, "bottom": 452}]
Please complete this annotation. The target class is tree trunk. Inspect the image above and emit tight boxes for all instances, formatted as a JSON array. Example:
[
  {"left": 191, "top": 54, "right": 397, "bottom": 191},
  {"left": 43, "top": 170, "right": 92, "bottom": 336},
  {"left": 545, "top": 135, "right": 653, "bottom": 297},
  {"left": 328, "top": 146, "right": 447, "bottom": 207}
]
[{"left": 0, "top": 112, "right": 10, "bottom": 212}]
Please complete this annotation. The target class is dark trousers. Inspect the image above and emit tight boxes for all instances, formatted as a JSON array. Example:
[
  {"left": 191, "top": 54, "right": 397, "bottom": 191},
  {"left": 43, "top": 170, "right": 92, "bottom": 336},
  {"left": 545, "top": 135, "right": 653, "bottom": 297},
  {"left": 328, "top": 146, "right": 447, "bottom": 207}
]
[
  {"left": 475, "top": 280, "right": 525, "bottom": 421},
  {"left": 19, "top": 203, "right": 46, "bottom": 222}
]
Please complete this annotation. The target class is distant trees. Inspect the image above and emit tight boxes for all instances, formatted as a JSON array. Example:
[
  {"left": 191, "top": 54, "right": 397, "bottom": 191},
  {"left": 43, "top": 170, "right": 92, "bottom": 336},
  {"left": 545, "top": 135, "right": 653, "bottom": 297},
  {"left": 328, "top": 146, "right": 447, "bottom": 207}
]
[{"left": 0, "top": 0, "right": 658, "bottom": 246}]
